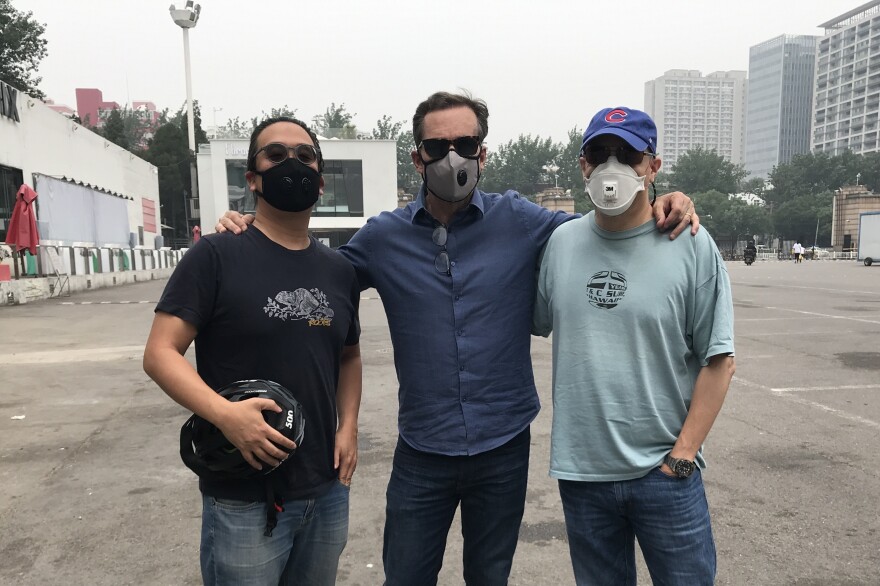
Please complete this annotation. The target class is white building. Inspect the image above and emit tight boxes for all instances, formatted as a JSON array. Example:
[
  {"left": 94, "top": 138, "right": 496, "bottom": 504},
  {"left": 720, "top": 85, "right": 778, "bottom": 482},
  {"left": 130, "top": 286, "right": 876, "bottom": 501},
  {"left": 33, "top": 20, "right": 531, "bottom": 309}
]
[
  {"left": 644, "top": 70, "right": 748, "bottom": 170},
  {"left": 197, "top": 138, "right": 397, "bottom": 247},
  {"left": 811, "top": 0, "right": 880, "bottom": 155},
  {"left": 0, "top": 80, "right": 161, "bottom": 251}
]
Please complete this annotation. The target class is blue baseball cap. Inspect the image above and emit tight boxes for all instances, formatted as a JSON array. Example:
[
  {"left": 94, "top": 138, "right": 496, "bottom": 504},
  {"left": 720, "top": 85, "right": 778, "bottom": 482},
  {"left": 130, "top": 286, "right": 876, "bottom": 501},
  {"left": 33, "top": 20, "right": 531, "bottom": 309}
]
[{"left": 581, "top": 107, "right": 657, "bottom": 153}]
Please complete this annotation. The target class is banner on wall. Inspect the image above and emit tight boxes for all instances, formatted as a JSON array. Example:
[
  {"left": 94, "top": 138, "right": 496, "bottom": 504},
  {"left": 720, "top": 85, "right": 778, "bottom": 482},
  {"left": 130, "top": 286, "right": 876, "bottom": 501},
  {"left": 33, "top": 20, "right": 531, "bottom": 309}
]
[{"left": 34, "top": 175, "right": 131, "bottom": 246}]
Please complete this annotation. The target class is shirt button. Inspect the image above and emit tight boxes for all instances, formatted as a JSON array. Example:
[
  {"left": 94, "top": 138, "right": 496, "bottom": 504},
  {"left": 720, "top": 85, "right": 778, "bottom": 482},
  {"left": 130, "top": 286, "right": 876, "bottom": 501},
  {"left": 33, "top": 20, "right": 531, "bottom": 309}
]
[
  {"left": 455, "top": 295, "right": 461, "bottom": 301},
  {"left": 457, "top": 330, "right": 463, "bottom": 336},
  {"left": 460, "top": 365, "right": 465, "bottom": 372},
  {"left": 450, "top": 261, "right": 456, "bottom": 267}
]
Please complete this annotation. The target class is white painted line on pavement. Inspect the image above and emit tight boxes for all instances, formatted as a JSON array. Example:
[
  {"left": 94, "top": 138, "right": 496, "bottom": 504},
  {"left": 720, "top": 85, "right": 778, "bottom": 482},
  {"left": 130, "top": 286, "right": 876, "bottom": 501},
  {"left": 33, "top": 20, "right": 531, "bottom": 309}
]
[
  {"left": 9, "top": 345, "right": 145, "bottom": 364},
  {"left": 732, "top": 282, "right": 880, "bottom": 296},
  {"left": 764, "top": 306, "right": 880, "bottom": 326},
  {"left": 732, "top": 376, "right": 880, "bottom": 430},
  {"left": 771, "top": 384, "right": 880, "bottom": 393}
]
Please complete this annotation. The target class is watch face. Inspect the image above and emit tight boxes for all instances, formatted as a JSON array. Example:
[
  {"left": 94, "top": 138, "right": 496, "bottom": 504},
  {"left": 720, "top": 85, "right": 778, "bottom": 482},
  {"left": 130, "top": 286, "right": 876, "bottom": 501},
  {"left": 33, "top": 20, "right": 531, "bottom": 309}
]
[{"left": 674, "top": 460, "right": 696, "bottom": 478}]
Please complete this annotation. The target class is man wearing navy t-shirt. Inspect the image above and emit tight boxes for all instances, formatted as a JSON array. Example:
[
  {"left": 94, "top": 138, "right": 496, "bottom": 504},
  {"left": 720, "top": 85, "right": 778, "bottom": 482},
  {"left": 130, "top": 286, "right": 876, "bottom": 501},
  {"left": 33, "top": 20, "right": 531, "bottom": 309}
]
[{"left": 144, "top": 117, "right": 362, "bottom": 586}]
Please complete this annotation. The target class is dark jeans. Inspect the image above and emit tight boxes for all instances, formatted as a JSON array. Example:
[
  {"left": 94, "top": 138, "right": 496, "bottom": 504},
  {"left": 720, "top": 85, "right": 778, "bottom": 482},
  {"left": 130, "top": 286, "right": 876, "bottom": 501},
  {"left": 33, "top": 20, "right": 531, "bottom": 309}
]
[
  {"left": 383, "top": 428, "right": 531, "bottom": 586},
  {"left": 200, "top": 481, "right": 349, "bottom": 586},
  {"left": 559, "top": 468, "right": 716, "bottom": 586}
]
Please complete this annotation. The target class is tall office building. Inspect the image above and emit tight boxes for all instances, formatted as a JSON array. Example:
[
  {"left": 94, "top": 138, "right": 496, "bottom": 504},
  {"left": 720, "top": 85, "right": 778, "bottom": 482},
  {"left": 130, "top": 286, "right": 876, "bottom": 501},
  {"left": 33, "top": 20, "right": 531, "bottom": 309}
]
[
  {"left": 745, "top": 35, "right": 819, "bottom": 179},
  {"left": 812, "top": 1, "right": 880, "bottom": 155},
  {"left": 645, "top": 70, "right": 748, "bottom": 170}
]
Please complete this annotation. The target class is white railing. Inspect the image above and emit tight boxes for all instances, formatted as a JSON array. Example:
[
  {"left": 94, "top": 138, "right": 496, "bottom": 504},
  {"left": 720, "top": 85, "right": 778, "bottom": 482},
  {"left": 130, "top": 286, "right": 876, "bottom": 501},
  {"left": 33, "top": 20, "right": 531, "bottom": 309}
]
[{"left": 5, "top": 245, "right": 188, "bottom": 279}]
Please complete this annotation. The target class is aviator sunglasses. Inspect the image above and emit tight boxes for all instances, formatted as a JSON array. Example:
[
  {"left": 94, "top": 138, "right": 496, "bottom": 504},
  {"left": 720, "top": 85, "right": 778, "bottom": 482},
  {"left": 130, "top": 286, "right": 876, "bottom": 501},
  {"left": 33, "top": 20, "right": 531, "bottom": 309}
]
[
  {"left": 256, "top": 142, "right": 319, "bottom": 166},
  {"left": 582, "top": 144, "right": 655, "bottom": 167},
  {"left": 432, "top": 225, "right": 451, "bottom": 276},
  {"left": 418, "top": 136, "right": 482, "bottom": 160}
]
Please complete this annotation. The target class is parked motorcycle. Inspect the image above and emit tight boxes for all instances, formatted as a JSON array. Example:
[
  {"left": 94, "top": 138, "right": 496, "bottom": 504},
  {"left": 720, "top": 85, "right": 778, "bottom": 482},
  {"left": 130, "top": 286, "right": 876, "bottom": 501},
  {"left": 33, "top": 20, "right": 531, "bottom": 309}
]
[{"left": 743, "top": 246, "right": 757, "bottom": 266}]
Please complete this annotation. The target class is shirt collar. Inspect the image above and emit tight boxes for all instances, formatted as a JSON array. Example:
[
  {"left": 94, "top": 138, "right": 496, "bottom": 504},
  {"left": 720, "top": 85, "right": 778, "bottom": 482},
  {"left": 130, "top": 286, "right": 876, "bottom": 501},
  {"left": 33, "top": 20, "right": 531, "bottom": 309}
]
[{"left": 411, "top": 185, "right": 486, "bottom": 225}]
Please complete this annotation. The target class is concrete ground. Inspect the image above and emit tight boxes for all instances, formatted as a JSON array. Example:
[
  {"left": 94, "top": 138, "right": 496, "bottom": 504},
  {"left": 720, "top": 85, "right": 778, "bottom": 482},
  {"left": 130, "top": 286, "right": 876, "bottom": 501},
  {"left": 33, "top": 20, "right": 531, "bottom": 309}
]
[{"left": 0, "top": 259, "right": 878, "bottom": 585}]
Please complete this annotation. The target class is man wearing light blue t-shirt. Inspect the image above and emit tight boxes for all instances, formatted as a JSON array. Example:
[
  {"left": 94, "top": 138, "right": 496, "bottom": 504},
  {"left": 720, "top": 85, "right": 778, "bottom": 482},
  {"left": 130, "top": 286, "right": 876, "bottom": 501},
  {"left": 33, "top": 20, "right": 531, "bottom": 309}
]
[{"left": 533, "top": 107, "right": 736, "bottom": 586}]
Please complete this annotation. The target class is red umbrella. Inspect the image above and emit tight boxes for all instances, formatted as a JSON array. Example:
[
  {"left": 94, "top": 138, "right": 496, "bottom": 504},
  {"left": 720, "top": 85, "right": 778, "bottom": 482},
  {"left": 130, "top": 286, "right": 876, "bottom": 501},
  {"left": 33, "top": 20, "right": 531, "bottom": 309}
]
[{"left": 5, "top": 184, "right": 39, "bottom": 255}]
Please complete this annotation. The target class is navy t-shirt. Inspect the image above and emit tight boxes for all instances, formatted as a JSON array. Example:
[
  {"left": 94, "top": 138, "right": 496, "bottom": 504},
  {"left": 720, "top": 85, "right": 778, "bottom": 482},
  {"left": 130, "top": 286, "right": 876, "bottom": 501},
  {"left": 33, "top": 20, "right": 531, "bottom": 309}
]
[{"left": 156, "top": 227, "right": 360, "bottom": 501}]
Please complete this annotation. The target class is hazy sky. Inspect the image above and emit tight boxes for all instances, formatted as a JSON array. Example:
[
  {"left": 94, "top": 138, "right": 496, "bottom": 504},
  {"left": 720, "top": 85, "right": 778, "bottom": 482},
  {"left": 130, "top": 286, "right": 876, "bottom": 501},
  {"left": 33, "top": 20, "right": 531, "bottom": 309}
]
[{"left": 14, "top": 0, "right": 865, "bottom": 147}]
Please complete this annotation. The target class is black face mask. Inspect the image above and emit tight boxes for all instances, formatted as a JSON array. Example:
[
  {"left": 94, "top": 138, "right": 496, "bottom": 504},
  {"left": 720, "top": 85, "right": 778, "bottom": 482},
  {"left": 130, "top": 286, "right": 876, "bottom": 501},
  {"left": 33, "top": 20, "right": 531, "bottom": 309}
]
[{"left": 255, "top": 158, "right": 321, "bottom": 212}]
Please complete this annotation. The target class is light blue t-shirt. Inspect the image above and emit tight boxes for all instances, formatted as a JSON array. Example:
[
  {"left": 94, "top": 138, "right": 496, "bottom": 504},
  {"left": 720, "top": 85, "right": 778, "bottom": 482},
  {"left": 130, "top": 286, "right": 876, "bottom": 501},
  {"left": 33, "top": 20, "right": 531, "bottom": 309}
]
[{"left": 533, "top": 212, "right": 735, "bottom": 481}]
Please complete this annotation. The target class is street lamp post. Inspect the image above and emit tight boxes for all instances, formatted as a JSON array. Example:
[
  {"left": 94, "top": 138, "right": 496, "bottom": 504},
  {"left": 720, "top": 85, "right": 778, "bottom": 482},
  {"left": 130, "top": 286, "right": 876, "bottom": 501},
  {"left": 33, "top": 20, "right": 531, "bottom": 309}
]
[
  {"left": 169, "top": 1, "right": 201, "bottom": 244},
  {"left": 542, "top": 163, "right": 560, "bottom": 188}
]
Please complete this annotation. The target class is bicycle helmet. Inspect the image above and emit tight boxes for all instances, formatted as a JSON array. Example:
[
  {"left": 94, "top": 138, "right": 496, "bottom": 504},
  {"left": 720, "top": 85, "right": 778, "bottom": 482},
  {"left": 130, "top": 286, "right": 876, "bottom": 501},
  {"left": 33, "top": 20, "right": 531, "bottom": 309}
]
[{"left": 180, "top": 379, "right": 305, "bottom": 481}]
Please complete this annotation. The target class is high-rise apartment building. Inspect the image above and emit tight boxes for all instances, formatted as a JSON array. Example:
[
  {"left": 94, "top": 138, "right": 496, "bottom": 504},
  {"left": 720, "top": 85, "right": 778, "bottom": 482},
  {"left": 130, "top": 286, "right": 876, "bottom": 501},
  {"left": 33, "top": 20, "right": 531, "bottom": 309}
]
[
  {"left": 645, "top": 70, "right": 748, "bottom": 170},
  {"left": 812, "top": 0, "right": 880, "bottom": 155},
  {"left": 745, "top": 35, "right": 819, "bottom": 179}
]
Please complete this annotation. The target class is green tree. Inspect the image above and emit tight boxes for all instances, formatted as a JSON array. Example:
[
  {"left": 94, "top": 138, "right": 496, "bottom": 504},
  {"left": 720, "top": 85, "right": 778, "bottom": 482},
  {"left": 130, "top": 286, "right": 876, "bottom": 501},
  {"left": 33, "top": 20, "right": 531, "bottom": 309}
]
[
  {"left": 560, "top": 127, "right": 592, "bottom": 214},
  {"left": 669, "top": 146, "right": 747, "bottom": 195},
  {"left": 97, "top": 106, "right": 151, "bottom": 153},
  {"left": 767, "top": 151, "right": 880, "bottom": 205},
  {"left": 315, "top": 102, "right": 357, "bottom": 138},
  {"left": 741, "top": 176, "right": 767, "bottom": 199},
  {"left": 0, "top": 0, "right": 47, "bottom": 98},
  {"left": 371, "top": 115, "right": 403, "bottom": 140},
  {"left": 144, "top": 122, "right": 190, "bottom": 243},
  {"left": 173, "top": 100, "right": 209, "bottom": 147},
  {"left": 396, "top": 131, "right": 421, "bottom": 193},
  {"left": 250, "top": 105, "right": 298, "bottom": 130},
  {"left": 773, "top": 191, "right": 833, "bottom": 246},
  {"left": 689, "top": 191, "right": 770, "bottom": 248},
  {"left": 481, "top": 134, "right": 563, "bottom": 197},
  {"left": 216, "top": 115, "right": 253, "bottom": 139},
  {"left": 100, "top": 108, "right": 129, "bottom": 150}
]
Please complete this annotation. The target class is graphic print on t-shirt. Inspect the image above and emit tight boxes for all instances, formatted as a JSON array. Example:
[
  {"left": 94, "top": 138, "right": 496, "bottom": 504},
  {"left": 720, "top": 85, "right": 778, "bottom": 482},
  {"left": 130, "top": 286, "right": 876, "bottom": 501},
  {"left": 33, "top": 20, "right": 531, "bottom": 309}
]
[
  {"left": 585, "top": 270, "right": 628, "bottom": 310},
  {"left": 263, "top": 288, "right": 336, "bottom": 326}
]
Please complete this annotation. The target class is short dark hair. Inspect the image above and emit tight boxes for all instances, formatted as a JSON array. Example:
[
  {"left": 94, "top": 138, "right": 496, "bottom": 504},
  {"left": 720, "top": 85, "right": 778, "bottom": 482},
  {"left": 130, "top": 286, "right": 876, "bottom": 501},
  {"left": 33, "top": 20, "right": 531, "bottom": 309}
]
[
  {"left": 247, "top": 116, "right": 324, "bottom": 173},
  {"left": 412, "top": 91, "right": 489, "bottom": 147}
]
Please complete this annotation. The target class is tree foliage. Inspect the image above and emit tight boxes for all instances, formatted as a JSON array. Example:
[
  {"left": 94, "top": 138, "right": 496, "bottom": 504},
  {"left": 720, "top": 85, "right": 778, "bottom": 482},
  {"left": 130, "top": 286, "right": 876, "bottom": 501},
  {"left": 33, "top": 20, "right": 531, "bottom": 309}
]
[
  {"left": 315, "top": 102, "right": 357, "bottom": 138},
  {"left": 144, "top": 123, "right": 191, "bottom": 242},
  {"left": 481, "top": 134, "right": 563, "bottom": 197},
  {"left": 215, "top": 116, "right": 253, "bottom": 139},
  {"left": 766, "top": 151, "right": 880, "bottom": 205},
  {"left": 371, "top": 115, "right": 403, "bottom": 140},
  {"left": 396, "top": 130, "right": 421, "bottom": 193},
  {"left": 668, "top": 146, "right": 747, "bottom": 195},
  {"left": 0, "top": 0, "right": 47, "bottom": 98},
  {"left": 97, "top": 106, "right": 151, "bottom": 152}
]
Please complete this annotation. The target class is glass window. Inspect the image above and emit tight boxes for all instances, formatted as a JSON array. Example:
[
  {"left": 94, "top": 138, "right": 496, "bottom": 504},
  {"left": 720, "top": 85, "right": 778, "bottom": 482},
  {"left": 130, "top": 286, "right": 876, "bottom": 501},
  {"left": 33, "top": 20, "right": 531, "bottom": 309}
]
[
  {"left": 225, "top": 159, "right": 254, "bottom": 214},
  {"left": 0, "top": 165, "right": 25, "bottom": 243},
  {"left": 315, "top": 160, "right": 364, "bottom": 217}
]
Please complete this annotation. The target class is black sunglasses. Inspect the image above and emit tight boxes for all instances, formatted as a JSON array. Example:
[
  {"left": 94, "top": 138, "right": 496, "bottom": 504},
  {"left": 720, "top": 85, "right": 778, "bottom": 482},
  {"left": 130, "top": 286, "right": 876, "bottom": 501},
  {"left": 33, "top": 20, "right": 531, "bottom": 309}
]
[
  {"left": 256, "top": 142, "right": 319, "bottom": 166},
  {"left": 582, "top": 144, "right": 654, "bottom": 167},
  {"left": 432, "top": 225, "right": 451, "bottom": 276},
  {"left": 418, "top": 136, "right": 482, "bottom": 160}
]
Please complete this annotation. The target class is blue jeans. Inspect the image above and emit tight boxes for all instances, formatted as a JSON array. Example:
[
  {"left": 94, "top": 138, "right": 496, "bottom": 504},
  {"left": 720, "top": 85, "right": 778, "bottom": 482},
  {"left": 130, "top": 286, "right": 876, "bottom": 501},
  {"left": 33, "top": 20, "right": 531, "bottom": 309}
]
[
  {"left": 383, "top": 428, "right": 530, "bottom": 586},
  {"left": 559, "top": 468, "right": 716, "bottom": 586},
  {"left": 200, "top": 480, "right": 349, "bottom": 586}
]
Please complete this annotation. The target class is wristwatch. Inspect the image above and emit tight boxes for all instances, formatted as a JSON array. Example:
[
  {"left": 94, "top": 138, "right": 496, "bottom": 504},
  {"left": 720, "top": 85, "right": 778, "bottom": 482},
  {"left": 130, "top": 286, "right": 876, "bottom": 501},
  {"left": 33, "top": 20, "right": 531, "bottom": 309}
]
[{"left": 664, "top": 454, "right": 696, "bottom": 478}]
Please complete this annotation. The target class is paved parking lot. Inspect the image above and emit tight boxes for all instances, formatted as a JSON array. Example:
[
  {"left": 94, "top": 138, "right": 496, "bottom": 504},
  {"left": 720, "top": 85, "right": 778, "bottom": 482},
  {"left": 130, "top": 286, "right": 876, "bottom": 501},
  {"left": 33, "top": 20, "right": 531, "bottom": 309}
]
[{"left": 0, "top": 260, "right": 878, "bottom": 585}]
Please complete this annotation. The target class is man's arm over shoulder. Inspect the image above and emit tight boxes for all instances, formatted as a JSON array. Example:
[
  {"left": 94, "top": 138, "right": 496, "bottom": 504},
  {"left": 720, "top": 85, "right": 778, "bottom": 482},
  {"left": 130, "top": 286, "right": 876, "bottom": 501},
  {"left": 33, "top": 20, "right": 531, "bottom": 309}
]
[
  {"left": 337, "top": 220, "right": 375, "bottom": 292},
  {"left": 532, "top": 240, "right": 555, "bottom": 337},
  {"left": 511, "top": 190, "right": 577, "bottom": 249}
]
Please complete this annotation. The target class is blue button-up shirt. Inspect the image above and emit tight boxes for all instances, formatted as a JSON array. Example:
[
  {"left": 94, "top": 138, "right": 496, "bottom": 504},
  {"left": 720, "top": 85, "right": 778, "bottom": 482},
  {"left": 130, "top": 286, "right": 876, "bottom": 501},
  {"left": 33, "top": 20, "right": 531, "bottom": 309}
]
[{"left": 339, "top": 187, "right": 573, "bottom": 455}]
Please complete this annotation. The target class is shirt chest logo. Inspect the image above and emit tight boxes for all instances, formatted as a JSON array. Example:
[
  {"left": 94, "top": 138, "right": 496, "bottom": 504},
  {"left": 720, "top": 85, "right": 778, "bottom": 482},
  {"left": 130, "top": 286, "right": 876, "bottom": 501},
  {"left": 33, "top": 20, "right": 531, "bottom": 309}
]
[
  {"left": 586, "top": 270, "right": 628, "bottom": 310},
  {"left": 264, "top": 288, "right": 335, "bottom": 326}
]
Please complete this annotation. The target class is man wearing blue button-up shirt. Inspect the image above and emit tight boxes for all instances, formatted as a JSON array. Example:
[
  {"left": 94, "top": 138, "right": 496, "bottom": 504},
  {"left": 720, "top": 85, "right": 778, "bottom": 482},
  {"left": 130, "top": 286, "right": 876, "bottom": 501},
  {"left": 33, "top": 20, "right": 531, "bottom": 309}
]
[{"left": 217, "top": 91, "right": 698, "bottom": 585}]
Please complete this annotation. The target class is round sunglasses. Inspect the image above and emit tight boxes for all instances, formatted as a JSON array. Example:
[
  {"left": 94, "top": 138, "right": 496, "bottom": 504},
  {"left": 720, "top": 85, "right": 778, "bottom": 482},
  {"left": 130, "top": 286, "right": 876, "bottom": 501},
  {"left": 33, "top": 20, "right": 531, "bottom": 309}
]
[{"left": 256, "top": 142, "right": 319, "bottom": 166}]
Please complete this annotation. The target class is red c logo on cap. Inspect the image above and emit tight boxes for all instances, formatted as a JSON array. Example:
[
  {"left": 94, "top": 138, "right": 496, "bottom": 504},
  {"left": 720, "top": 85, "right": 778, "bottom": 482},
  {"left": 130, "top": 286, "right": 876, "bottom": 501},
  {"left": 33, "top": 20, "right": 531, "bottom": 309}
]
[{"left": 605, "top": 109, "right": 627, "bottom": 123}]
